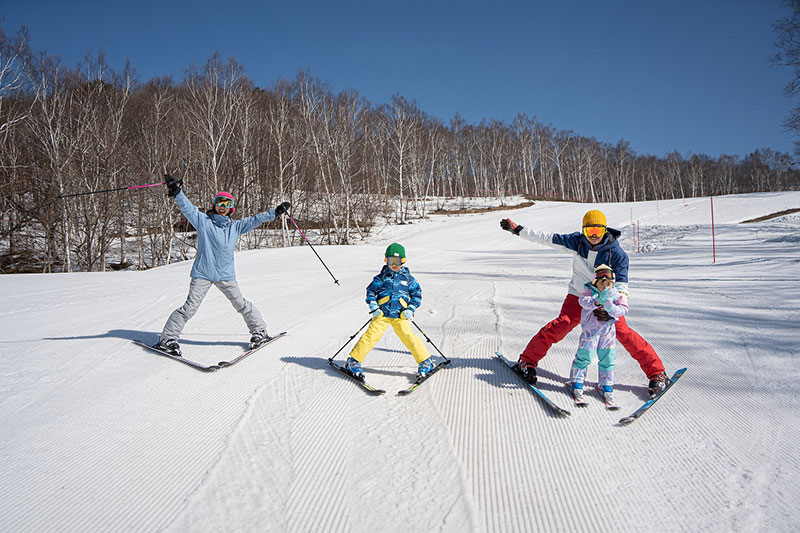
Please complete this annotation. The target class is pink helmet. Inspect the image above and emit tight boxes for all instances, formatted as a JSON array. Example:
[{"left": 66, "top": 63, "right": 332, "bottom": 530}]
[{"left": 212, "top": 191, "right": 235, "bottom": 214}]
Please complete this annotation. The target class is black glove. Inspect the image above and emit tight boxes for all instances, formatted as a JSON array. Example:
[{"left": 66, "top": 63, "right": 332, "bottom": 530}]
[
  {"left": 274, "top": 201, "right": 291, "bottom": 217},
  {"left": 164, "top": 174, "right": 183, "bottom": 198},
  {"left": 500, "top": 218, "right": 523, "bottom": 235},
  {"left": 593, "top": 307, "right": 612, "bottom": 321}
]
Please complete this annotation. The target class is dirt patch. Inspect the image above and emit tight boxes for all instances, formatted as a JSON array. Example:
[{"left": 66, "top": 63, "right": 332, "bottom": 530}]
[
  {"left": 741, "top": 208, "right": 800, "bottom": 223},
  {"left": 432, "top": 201, "right": 535, "bottom": 215}
]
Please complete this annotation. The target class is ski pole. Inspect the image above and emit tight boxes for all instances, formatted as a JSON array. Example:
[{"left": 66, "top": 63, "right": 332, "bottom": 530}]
[
  {"left": 286, "top": 214, "right": 340, "bottom": 285},
  {"left": 328, "top": 318, "right": 372, "bottom": 362},
  {"left": 410, "top": 319, "right": 451, "bottom": 363},
  {"left": 57, "top": 182, "right": 164, "bottom": 199},
  {"left": 396, "top": 299, "right": 451, "bottom": 363}
]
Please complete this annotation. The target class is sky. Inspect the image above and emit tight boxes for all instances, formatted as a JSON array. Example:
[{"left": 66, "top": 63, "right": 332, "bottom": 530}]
[{"left": 1, "top": 0, "right": 795, "bottom": 158}]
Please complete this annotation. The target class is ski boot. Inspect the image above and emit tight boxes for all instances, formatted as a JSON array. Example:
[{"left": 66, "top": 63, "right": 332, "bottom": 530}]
[
  {"left": 345, "top": 357, "right": 365, "bottom": 381},
  {"left": 249, "top": 330, "right": 271, "bottom": 349},
  {"left": 570, "top": 381, "right": 588, "bottom": 405},
  {"left": 648, "top": 371, "right": 671, "bottom": 399},
  {"left": 597, "top": 384, "right": 616, "bottom": 407},
  {"left": 512, "top": 359, "right": 537, "bottom": 385},
  {"left": 416, "top": 358, "right": 435, "bottom": 381},
  {"left": 154, "top": 338, "right": 182, "bottom": 357}
]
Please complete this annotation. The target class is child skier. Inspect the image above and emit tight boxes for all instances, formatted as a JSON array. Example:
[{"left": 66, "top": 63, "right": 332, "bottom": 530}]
[
  {"left": 569, "top": 264, "right": 629, "bottom": 404},
  {"left": 345, "top": 243, "right": 434, "bottom": 381},
  {"left": 154, "top": 174, "right": 291, "bottom": 356}
]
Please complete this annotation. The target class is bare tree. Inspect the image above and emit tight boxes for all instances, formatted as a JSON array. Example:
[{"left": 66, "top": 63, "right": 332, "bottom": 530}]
[
  {"left": 27, "top": 54, "right": 88, "bottom": 271},
  {"left": 182, "top": 53, "right": 245, "bottom": 192},
  {"left": 773, "top": 0, "right": 800, "bottom": 154},
  {"left": 384, "top": 95, "right": 420, "bottom": 224}
]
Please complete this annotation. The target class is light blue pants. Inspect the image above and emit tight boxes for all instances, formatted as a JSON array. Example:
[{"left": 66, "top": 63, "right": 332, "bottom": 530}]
[
  {"left": 160, "top": 278, "right": 267, "bottom": 342},
  {"left": 570, "top": 326, "right": 617, "bottom": 387}
]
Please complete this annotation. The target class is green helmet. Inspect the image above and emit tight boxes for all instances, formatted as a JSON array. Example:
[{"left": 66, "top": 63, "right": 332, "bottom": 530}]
[{"left": 385, "top": 242, "right": 406, "bottom": 258}]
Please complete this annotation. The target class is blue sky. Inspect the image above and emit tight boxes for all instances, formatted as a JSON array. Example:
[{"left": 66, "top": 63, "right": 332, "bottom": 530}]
[{"left": 2, "top": 0, "right": 794, "bottom": 158}]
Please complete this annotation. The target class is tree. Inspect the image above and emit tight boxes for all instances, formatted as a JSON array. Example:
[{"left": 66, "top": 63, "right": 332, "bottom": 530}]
[{"left": 773, "top": 0, "right": 800, "bottom": 155}]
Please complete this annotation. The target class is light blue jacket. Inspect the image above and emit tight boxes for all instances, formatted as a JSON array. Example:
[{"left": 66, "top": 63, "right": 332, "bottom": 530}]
[{"left": 173, "top": 190, "right": 277, "bottom": 281}]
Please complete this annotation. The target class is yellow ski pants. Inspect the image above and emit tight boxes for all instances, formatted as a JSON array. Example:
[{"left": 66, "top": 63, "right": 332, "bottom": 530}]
[{"left": 348, "top": 316, "right": 431, "bottom": 363}]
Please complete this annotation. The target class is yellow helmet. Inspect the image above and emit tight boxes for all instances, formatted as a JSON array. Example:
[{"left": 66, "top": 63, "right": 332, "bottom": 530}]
[{"left": 582, "top": 209, "right": 607, "bottom": 228}]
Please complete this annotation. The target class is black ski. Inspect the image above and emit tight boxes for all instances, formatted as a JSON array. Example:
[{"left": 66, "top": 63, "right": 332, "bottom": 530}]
[
  {"left": 397, "top": 360, "right": 451, "bottom": 395},
  {"left": 219, "top": 332, "right": 287, "bottom": 367},
  {"left": 496, "top": 352, "right": 571, "bottom": 417},
  {"left": 328, "top": 359, "right": 386, "bottom": 395},
  {"left": 618, "top": 367, "right": 687, "bottom": 425},
  {"left": 134, "top": 332, "right": 286, "bottom": 372}
]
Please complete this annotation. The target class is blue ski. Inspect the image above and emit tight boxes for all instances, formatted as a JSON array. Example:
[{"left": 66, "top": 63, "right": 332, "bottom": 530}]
[
  {"left": 496, "top": 352, "right": 571, "bottom": 417},
  {"left": 618, "top": 368, "right": 687, "bottom": 425}
]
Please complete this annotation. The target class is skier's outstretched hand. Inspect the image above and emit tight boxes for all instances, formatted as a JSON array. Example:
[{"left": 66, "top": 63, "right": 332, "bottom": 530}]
[
  {"left": 274, "top": 201, "right": 291, "bottom": 217},
  {"left": 164, "top": 174, "right": 183, "bottom": 198},
  {"left": 500, "top": 218, "right": 523, "bottom": 235}
]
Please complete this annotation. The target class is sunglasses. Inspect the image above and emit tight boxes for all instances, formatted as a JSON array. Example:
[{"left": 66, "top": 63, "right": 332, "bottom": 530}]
[
  {"left": 583, "top": 225, "right": 606, "bottom": 238},
  {"left": 595, "top": 276, "right": 614, "bottom": 282},
  {"left": 214, "top": 198, "right": 233, "bottom": 209},
  {"left": 386, "top": 256, "right": 405, "bottom": 266}
]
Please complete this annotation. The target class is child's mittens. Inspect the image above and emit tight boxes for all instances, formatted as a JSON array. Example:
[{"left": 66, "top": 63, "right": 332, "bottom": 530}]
[
  {"left": 368, "top": 301, "right": 383, "bottom": 318},
  {"left": 402, "top": 305, "right": 416, "bottom": 320}
]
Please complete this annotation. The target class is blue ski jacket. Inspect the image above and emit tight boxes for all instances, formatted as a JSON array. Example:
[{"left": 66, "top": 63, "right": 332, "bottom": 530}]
[
  {"left": 365, "top": 265, "right": 423, "bottom": 318},
  {"left": 173, "top": 190, "right": 277, "bottom": 282},
  {"left": 518, "top": 226, "right": 630, "bottom": 297}
]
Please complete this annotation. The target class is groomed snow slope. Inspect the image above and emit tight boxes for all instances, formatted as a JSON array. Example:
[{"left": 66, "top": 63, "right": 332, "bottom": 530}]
[{"left": 1, "top": 192, "right": 799, "bottom": 532}]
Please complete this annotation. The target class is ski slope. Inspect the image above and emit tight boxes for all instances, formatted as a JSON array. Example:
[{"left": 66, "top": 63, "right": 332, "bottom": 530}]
[{"left": 1, "top": 192, "right": 799, "bottom": 532}]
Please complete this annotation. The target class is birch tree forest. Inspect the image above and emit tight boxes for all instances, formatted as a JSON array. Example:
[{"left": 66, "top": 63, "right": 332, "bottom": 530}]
[{"left": 1, "top": 26, "right": 798, "bottom": 272}]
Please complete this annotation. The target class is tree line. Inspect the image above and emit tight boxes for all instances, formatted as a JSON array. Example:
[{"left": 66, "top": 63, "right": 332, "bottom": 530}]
[{"left": 1, "top": 24, "right": 798, "bottom": 273}]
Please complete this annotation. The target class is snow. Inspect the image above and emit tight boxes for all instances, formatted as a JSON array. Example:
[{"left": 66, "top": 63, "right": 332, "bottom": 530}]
[{"left": 1, "top": 191, "right": 799, "bottom": 532}]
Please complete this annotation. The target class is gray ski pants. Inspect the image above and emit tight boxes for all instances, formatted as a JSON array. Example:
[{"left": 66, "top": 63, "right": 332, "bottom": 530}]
[{"left": 160, "top": 278, "right": 267, "bottom": 341}]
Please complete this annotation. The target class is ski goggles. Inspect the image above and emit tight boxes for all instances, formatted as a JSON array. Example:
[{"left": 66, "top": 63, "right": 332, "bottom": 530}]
[
  {"left": 582, "top": 225, "right": 606, "bottom": 239},
  {"left": 214, "top": 197, "right": 233, "bottom": 209},
  {"left": 595, "top": 275, "right": 614, "bottom": 282},
  {"left": 386, "top": 256, "right": 406, "bottom": 266}
]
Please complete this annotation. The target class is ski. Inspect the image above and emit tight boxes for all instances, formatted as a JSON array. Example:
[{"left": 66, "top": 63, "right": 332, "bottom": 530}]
[
  {"left": 397, "top": 360, "right": 451, "bottom": 395},
  {"left": 594, "top": 384, "right": 620, "bottom": 411},
  {"left": 218, "top": 332, "right": 287, "bottom": 368},
  {"left": 618, "top": 367, "right": 687, "bottom": 425},
  {"left": 133, "top": 332, "right": 286, "bottom": 372},
  {"left": 133, "top": 340, "right": 216, "bottom": 371},
  {"left": 565, "top": 382, "right": 590, "bottom": 407},
  {"left": 496, "top": 352, "right": 571, "bottom": 417},
  {"left": 328, "top": 359, "right": 386, "bottom": 395}
]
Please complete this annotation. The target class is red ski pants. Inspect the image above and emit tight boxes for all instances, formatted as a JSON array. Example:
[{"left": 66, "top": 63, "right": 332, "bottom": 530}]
[{"left": 520, "top": 294, "right": 665, "bottom": 378}]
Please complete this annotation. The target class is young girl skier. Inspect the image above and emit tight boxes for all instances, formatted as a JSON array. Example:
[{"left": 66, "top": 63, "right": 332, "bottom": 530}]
[
  {"left": 344, "top": 243, "right": 434, "bottom": 381},
  {"left": 568, "top": 264, "right": 629, "bottom": 405},
  {"left": 154, "top": 174, "right": 291, "bottom": 356}
]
